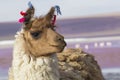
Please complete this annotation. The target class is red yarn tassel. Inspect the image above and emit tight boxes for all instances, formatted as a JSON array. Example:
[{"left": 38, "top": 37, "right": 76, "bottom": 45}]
[
  {"left": 52, "top": 15, "right": 56, "bottom": 25},
  {"left": 18, "top": 17, "right": 25, "bottom": 23},
  {"left": 20, "top": 11, "right": 27, "bottom": 16}
]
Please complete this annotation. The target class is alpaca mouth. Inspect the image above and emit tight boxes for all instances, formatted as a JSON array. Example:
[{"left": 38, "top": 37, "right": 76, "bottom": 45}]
[
  {"left": 49, "top": 41, "right": 66, "bottom": 50},
  {"left": 50, "top": 42, "right": 66, "bottom": 49},
  {"left": 51, "top": 45, "right": 64, "bottom": 48}
]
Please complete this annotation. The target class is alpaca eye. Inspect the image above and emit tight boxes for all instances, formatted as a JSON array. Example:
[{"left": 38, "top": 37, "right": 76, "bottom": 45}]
[{"left": 30, "top": 31, "right": 42, "bottom": 39}]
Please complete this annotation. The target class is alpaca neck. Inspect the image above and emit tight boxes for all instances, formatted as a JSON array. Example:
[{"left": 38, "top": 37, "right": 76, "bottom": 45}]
[{"left": 12, "top": 51, "right": 60, "bottom": 80}]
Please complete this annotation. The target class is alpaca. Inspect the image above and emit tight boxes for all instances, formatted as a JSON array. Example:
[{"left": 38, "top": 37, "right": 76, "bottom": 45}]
[{"left": 9, "top": 5, "right": 66, "bottom": 80}]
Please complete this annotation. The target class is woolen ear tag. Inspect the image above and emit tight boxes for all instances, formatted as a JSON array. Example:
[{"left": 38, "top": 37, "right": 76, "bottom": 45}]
[
  {"left": 18, "top": 1, "right": 33, "bottom": 23},
  {"left": 20, "top": 11, "right": 27, "bottom": 16},
  {"left": 28, "top": 1, "right": 33, "bottom": 9},
  {"left": 54, "top": 5, "right": 62, "bottom": 15},
  {"left": 19, "top": 18, "right": 25, "bottom": 23},
  {"left": 51, "top": 5, "right": 62, "bottom": 25}
]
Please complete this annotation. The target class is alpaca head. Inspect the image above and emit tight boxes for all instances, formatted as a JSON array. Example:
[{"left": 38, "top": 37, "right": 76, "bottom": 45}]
[{"left": 22, "top": 6, "right": 66, "bottom": 57}]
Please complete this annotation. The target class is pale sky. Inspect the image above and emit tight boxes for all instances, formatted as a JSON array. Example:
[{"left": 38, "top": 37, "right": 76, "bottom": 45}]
[{"left": 0, "top": 0, "right": 120, "bottom": 22}]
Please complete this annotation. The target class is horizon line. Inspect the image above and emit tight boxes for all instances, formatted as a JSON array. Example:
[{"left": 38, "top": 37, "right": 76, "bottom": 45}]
[{"left": 0, "top": 36, "right": 120, "bottom": 47}]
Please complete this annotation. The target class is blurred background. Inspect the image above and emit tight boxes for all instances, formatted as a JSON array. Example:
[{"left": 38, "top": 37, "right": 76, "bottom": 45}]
[{"left": 0, "top": 0, "right": 120, "bottom": 80}]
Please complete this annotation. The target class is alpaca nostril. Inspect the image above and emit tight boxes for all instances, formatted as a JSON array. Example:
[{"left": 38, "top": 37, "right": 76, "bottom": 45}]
[
  {"left": 58, "top": 37, "right": 62, "bottom": 41},
  {"left": 56, "top": 36, "right": 64, "bottom": 42}
]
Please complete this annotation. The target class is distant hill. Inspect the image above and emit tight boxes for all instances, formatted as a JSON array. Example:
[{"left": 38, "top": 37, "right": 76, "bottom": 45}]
[{"left": 0, "top": 15, "right": 120, "bottom": 40}]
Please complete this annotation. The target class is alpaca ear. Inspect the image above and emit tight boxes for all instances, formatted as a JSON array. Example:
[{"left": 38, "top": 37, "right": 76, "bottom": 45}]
[
  {"left": 23, "top": 6, "right": 35, "bottom": 30},
  {"left": 24, "top": 6, "right": 35, "bottom": 24},
  {"left": 44, "top": 7, "right": 55, "bottom": 22}
]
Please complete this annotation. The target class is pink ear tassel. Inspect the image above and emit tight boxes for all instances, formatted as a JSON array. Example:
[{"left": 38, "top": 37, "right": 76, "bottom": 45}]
[
  {"left": 18, "top": 11, "right": 26, "bottom": 23},
  {"left": 52, "top": 15, "right": 56, "bottom": 25},
  {"left": 19, "top": 18, "right": 25, "bottom": 23},
  {"left": 51, "top": 5, "right": 61, "bottom": 25}
]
